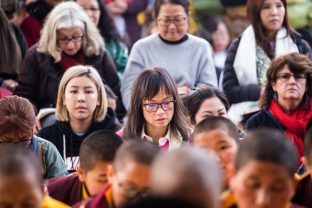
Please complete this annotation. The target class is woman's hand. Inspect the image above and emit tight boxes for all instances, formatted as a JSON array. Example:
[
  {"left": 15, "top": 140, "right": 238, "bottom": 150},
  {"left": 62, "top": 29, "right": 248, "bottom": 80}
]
[{"left": 2, "top": 79, "right": 18, "bottom": 92}]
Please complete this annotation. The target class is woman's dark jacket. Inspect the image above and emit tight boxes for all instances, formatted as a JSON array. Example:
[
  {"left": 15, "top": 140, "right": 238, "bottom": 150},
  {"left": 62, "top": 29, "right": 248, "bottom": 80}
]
[
  {"left": 222, "top": 31, "right": 311, "bottom": 105},
  {"left": 38, "top": 108, "right": 118, "bottom": 159},
  {"left": 15, "top": 45, "right": 120, "bottom": 111}
]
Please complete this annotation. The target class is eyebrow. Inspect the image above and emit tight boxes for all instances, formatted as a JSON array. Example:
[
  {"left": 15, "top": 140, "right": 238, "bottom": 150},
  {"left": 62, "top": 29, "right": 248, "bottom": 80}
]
[
  {"left": 68, "top": 86, "right": 94, "bottom": 89},
  {"left": 149, "top": 96, "right": 172, "bottom": 102},
  {"left": 57, "top": 32, "right": 83, "bottom": 37},
  {"left": 202, "top": 108, "right": 225, "bottom": 114}
]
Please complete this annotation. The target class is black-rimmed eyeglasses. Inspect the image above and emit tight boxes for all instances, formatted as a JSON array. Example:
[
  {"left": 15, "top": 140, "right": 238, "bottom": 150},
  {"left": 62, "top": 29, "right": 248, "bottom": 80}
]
[{"left": 143, "top": 101, "right": 175, "bottom": 112}]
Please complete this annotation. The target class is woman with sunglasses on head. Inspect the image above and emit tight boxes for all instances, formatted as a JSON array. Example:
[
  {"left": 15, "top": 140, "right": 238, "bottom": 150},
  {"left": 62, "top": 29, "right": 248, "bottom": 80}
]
[
  {"left": 0, "top": 95, "right": 67, "bottom": 179},
  {"left": 246, "top": 53, "right": 312, "bottom": 160},
  {"left": 121, "top": 0, "right": 218, "bottom": 110},
  {"left": 222, "top": 0, "right": 311, "bottom": 123},
  {"left": 118, "top": 67, "right": 190, "bottom": 150},
  {"left": 15, "top": 2, "right": 121, "bottom": 122}
]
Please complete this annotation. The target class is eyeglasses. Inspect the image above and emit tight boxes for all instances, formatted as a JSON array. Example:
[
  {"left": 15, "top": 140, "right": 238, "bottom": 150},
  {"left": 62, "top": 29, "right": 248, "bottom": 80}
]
[
  {"left": 57, "top": 35, "right": 83, "bottom": 45},
  {"left": 157, "top": 16, "right": 187, "bottom": 26},
  {"left": 143, "top": 101, "right": 175, "bottom": 112},
  {"left": 276, "top": 73, "right": 307, "bottom": 83}
]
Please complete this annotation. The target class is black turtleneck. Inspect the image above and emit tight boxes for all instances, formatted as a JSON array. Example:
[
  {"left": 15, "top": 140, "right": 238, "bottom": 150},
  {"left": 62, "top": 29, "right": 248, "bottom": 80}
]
[{"left": 159, "top": 34, "right": 188, "bottom": 45}]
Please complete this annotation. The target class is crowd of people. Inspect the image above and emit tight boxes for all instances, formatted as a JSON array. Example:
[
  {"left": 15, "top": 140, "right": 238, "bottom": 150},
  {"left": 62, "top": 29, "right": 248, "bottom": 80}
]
[{"left": 0, "top": 0, "right": 312, "bottom": 207}]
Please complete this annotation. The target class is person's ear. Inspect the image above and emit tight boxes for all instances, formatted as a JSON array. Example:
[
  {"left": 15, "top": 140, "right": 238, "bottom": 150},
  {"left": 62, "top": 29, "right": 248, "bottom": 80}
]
[
  {"left": 107, "top": 164, "right": 115, "bottom": 184},
  {"left": 77, "top": 165, "right": 86, "bottom": 182},
  {"left": 271, "top": 81, "right": 277, "bottom": 92}
]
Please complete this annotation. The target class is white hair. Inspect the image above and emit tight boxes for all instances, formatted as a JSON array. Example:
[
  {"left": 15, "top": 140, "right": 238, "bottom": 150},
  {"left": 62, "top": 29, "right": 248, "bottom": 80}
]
[{"left": 37, "top": 1, "right": 104, "bottom": 62}]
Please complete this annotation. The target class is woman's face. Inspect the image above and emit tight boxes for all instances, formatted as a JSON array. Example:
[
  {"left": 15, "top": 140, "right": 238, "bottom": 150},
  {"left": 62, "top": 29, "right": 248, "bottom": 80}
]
[
  {"left": 57, "top": 27, "right": 84, "bottom": 56},
  {"left": 0, "top": 175, "right": 42, "bottom": 208},
  {"left": 272, "top": 64, "right": 307, "bottom": 110},
  {"left": 260, "top": 0, "right": 285, "bottom": 35},
  {"left": 212, "top": 22, "right": 230, "bottom": 52},
  {"left": 194, "top": 97, "right": 227, "bottom": 125},
  {"left": 156, "top": 3, "right": 188, "bottom": 42},
  {"left": 230, "top": 161, "right": 295, "bottom": 208},
  {"left": 63, "top": 76, "right": 100, "bottom": 123},
  {"left": 142, "top": 89, "right": 174, "bottom": 133},
  {"left": 76, "top": 0, "right": 100, "bottom": 26}
]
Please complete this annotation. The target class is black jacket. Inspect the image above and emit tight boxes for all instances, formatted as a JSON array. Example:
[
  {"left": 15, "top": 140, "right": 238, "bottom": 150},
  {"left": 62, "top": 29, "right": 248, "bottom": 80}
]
[
  {"left": 222, "top": 30, "right": 311, "bottom": 104},
  {"left": 38, "top": 108, "right": 118, "bottom": 160},
  {"left": 246, "top": 109, "right": 285, "bottom": 131},
  {"left": 15, "top": 45, "right": 120, "bottom": 110}
]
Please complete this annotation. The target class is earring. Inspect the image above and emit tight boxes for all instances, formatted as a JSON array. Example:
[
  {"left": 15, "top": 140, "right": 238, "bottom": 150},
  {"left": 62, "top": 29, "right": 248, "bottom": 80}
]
[{"left": 273, "top": 91, "right": 278, "bottom": 100}]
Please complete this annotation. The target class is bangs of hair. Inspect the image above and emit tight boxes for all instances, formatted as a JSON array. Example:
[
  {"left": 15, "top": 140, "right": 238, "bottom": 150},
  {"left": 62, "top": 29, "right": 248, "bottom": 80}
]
[
  {"left": 141, "top": 70, "right": 175, "bottom": 102},
  {"left": 56, "top": 18, "right": 85, "bottom": 30}
]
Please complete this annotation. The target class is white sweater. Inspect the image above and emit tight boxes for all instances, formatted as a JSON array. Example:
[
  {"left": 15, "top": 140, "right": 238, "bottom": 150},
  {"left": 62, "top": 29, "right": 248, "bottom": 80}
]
[{"left": 121, "top": 33, "right": 218, "bottom": 109}]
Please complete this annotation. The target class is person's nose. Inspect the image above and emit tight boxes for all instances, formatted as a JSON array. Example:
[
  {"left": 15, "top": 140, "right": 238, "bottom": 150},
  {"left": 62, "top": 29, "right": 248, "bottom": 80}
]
[
  {"left": 288, "top": 75, "right": 297, "bottom": 84},
  {"left": 155, "top": 104, "right": 165, "bottom": 115},
  {"left": 255, "top": 189, "right": 270, "bottom": 207},
  {"left": 77, "top": 92, "right": 86, "bottom": 102},
  {"left": 65, "top": 40, "right": 75, "bottom": 49},
  {"left": 168, "top": 20, "right": 177, "bottom": 29},
  {"left": 270, "top": 5, "right": 278, "bottom": 15}
]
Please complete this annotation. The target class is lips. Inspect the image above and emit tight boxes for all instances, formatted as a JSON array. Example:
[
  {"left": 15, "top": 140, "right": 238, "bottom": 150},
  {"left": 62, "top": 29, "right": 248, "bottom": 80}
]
[
  {"left": 76, "top": 106, "right": 87, "bottom": 111},
  {"left": 155, "top": 118, "right": 166, "bottom": 122}
]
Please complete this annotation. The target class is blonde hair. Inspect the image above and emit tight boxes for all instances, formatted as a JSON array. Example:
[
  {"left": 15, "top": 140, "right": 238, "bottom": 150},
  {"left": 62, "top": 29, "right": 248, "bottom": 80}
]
[
  {"left": 56, "top": 65, "right": 108, "bottom": 122},
  {"left": 37, "top": 1, "right": 104, "bottom": 62}
]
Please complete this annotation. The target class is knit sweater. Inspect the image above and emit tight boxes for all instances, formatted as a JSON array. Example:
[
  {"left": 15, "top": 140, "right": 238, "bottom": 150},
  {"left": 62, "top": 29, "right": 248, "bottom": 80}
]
[{"left": 121, "top": 33, "right": 217, "bottom": 108}]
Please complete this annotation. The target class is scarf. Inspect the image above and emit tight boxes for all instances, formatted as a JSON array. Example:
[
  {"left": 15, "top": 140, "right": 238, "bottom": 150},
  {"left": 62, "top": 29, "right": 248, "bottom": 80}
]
[
  {"left": 233, "top": 26, "right": 299, "bottom": 86},
  {"left": 269, "top": 100, "right": 312, "bottom": 158},
  {"left": 59, "top": 50, "right": 86, "bottom": 71}
]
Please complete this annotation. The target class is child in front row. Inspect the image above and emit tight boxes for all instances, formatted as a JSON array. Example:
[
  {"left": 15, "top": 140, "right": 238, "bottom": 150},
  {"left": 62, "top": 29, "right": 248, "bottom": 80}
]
[
  {"left": 46, "top": 130, "right": 123, "bottom": 206},
  {"left": 226, "top": 129, "right": 298, "bottom": 208},
  {"left": 0, "top": 145, "right": 68, "bottom": 208},
  {"left": 192, "top": 116, "right": 239, "bottom": 190},
  {"left": 74, "top": 140, "right": 160, "bottom": 208}
]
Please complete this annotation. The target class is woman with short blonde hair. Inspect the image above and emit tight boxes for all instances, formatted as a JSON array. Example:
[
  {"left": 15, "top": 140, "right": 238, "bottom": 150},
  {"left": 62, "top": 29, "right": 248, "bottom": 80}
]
[
  {"left": 39, "top": 65, "right": 118, "bottom": 173},
  {"left": 56, "top": 65, "right": 108, "bottom": 122}
]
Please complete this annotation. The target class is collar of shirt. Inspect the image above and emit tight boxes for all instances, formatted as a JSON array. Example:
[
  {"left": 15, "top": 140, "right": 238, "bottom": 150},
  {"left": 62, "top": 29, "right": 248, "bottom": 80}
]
[{"left": 141, "top": 127, "right": 171, "bottom": 147}]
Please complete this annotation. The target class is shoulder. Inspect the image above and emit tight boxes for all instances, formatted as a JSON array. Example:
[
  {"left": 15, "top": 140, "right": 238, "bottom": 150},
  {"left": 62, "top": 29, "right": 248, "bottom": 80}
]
[
  {"left": 47, "top": 173, "right": 80, "bottom": 190},
  {"left": 35, "top": 136, "right": 57, "bottom": 149},
  {"left": 39, "top": 122, "right": 63, "bottom": 135},
  {"left": 291, "top": 30, "right": 311, "bottom": 53},
  {"left": 42, "top": 196, "right": 70, "bottom": 208},
  {"left": 246, "top": 110, "right": 269, "bottom": 129},
  {"left": 94, "top": 108, "right": 118, "bottom": 131},
  {"left": 187, "top": 33, "right": 210, "bottom": 45},
  {"left": 132, "top": 33, "right": 159, "bottom": 48}
]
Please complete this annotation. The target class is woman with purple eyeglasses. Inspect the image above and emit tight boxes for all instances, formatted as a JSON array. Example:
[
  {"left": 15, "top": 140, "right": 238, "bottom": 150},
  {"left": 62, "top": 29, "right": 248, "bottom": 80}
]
[{"left": 117, "top": 67, "right": 191, "bottom": 150}]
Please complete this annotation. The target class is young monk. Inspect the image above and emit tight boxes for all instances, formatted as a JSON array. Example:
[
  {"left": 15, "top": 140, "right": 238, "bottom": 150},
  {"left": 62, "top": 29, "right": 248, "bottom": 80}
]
[
  {"left": 192, "top": 116, "right": 239, "bottom": 190},
  {"left": 74, "top": 140, "right": 160, "bottom": 208},
  {"left": 227, "top": 129, "right": 298, "bottom": 208},
  {"left": 47, "top": 130, "right": 123, "bottom": 206}
]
